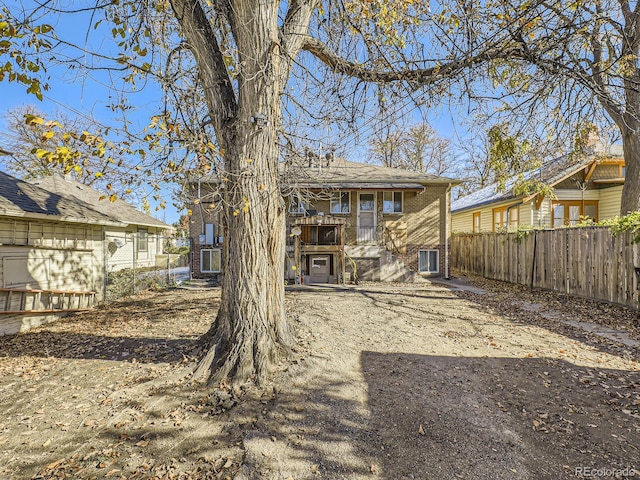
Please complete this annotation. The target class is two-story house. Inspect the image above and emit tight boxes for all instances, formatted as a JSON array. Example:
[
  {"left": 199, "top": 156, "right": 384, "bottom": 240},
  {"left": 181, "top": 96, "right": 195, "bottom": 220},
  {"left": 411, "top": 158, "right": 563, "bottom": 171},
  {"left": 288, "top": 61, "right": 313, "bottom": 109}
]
[{"left": 188, "top": 155, "right": 460, "bottom": 284}]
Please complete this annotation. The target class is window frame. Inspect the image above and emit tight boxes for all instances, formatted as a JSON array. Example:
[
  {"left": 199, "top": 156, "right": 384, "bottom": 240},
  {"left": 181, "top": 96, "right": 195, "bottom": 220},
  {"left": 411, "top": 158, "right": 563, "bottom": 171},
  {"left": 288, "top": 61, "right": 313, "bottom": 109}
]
[
  {"left": 137, "top": 229, "right": 148, "bottom": 252},
  {"left": 492, "top": 205, "right": 519, "bottom": 231},
  {"left": 552, "top": 200, "right": 598, "bottom": 227},
  {"left": 330, "top": 191, "right": 351, "bottom": 214},
  {"left": 418, "top": 249, "right": 439, "bottom": 273},
  {"left": 200, "top": 248, "right": 222, "bottom": 273},
  {"left": 473, "top": 212, "right": 481, "bottom": 233},
  {"left": 383, "top": 191, "right": 404, "bottom": 214}
]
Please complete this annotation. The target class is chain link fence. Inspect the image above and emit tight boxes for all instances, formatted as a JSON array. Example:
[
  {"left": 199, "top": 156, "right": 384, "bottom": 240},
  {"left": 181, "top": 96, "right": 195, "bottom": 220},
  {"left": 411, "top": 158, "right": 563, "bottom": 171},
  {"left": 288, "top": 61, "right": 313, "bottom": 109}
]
[{"left": 104, "top": 231, "right": 190, "bottom": 302}]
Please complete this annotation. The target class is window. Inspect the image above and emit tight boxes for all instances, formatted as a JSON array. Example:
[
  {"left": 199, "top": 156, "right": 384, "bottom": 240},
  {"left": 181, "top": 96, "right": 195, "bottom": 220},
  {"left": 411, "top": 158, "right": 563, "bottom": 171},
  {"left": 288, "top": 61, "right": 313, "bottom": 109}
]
[
  {"left": 473, "top": 212, "right": 481, "bottom": 233},
  {"left": 492, "top": 205, "right": 519, "bottom": 231},
  {"left": 312, "top": 257, "right": 328, "bottom": 268},
  {"left": 201, "top": 249, "right": 222, "bottom": 273},
  {"left": 508, "top": 207, "right": 519, "bottom": 228},
  {"left": 137, "top": 229, "right": 148, "bottom": 252},
  {"left": 418, "top": 250, "right": 439, "bottom": 273},
  {"left": 552, "top": 200, "right": 598, "bottom": 227},
  {"left": 289, "top": 195, "right": 306, "bottom": 214},
  {"left": 492, "top": 207, "right": 506, "bottom": 231},
  {"left": 383, "top": 191, "right": 403, "bottom": 213},
  {"left": 330, "top": 191, "right": 350, "bottom": 214}
]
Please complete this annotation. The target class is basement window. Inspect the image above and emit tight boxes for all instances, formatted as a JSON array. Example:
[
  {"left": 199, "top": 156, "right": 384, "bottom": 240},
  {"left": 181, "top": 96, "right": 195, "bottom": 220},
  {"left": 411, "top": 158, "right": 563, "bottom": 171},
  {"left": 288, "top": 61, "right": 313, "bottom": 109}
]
[
  {"left": 201, "top": 249, "right": 222, "bottom": 273},
  {"left": 418, "top": 250, "right": 439, "bottom": 273}
]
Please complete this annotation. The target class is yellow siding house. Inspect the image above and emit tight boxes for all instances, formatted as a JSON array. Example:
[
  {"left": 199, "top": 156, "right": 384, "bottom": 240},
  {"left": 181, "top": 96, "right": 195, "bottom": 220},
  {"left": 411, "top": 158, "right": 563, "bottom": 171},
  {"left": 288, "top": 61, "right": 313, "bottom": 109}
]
[{"left": 452, "top": 146, "right": 625, "bottom": 233}]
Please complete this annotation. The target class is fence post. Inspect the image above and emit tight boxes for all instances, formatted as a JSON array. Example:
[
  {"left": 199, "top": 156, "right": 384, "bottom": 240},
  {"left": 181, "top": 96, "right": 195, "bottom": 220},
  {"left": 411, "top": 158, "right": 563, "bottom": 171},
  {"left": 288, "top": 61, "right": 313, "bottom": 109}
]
[{"left": 530, "top": 230, "right": 537, "bottom": 292}]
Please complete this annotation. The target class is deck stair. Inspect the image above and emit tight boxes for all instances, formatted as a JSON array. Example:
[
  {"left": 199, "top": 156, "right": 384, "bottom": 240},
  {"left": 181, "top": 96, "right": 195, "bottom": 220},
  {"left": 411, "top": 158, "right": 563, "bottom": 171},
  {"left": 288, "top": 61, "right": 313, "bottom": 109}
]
[{"left": 0, "top": 287, "right": 96, "bottom": 315}]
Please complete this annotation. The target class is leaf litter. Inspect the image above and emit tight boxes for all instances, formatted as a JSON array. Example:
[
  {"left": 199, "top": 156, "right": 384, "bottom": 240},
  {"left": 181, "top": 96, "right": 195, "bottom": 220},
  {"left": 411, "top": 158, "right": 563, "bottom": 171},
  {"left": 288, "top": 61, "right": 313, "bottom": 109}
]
[{"left": 0, "top": 280, "right": 638, "bottom": 479}]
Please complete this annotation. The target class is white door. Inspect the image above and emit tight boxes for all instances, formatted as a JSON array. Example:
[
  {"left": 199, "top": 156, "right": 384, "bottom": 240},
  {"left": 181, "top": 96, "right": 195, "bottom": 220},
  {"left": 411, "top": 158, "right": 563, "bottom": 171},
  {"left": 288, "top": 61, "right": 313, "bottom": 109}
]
[
  {"left": 358, "top": 193, "right": 376, "bottom": 244},
  {"left": 309, "top": 256, "right": 330, "bottom": 283}
]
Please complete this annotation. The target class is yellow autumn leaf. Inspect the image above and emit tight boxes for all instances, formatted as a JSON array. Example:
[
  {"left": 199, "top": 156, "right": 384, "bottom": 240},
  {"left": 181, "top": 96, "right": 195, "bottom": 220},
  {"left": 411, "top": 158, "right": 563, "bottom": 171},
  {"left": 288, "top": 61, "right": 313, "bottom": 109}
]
[
  {"left": 42, "top": 131, "right": 55, "bottom": 140},
  {"left": 95, "top": 172, "right": 103, "bottom": 178},
  {"left": 34, "top": 149, "right": 49, "bottom": 159},
  {"left": 109, "top": 194, "right": 118, "bottom": 202},
  {"left": 24, "top": 114, "right": 44, "bottom": 125}
]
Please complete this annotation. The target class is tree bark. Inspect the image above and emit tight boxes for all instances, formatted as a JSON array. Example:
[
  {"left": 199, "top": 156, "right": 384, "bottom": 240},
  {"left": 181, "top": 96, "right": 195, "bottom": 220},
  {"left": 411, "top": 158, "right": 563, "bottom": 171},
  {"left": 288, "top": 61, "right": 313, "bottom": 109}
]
[
  {"left": 619, "top": 124, "right": 640, "bottom": 215},
  {"left": 171, "top": 0, "right": 293, "bottom": 385}
]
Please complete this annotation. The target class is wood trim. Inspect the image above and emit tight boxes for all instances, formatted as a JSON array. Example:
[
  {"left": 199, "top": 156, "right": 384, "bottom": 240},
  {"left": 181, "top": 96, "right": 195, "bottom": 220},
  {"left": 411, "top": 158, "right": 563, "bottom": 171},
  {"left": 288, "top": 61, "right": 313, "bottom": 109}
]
[
  {"left": 0, "top": 308, "right": 92, "bottom": 315},
  {"left": 584, "top": 161, "right": 598, "bottom": 181},
  {"left": 0, "top": 287, "right": 96, "bottom": 295}
]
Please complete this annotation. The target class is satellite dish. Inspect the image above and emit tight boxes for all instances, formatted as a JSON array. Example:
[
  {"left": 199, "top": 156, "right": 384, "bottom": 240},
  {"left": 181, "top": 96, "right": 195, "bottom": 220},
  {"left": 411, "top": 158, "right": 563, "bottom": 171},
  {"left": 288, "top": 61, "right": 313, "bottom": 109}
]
[{"left": 291, "top": 226, "right": 302, "bottom": 236}]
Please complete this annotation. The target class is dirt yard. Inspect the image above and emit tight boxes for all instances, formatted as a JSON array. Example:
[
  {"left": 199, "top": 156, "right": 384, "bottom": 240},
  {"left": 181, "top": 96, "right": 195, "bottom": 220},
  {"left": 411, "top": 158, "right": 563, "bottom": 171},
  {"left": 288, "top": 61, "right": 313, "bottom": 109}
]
[{"left": 0, "top": 278, "right": 639, "bottom": 480}]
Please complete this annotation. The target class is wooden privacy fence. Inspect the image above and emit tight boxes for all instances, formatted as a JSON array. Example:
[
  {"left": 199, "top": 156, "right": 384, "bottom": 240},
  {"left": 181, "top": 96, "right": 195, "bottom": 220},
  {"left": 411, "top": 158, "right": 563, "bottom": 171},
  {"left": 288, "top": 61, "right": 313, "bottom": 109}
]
[{"left": 451, "top": 227, "right": 639, "bottom": 309}]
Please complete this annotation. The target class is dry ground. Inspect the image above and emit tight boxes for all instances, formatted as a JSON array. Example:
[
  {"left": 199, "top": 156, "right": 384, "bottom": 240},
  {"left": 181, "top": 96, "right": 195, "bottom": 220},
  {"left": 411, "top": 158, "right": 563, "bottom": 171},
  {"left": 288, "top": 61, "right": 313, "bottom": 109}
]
[{"left": 0, "top": 277, "right": 639, "bottom": 480}]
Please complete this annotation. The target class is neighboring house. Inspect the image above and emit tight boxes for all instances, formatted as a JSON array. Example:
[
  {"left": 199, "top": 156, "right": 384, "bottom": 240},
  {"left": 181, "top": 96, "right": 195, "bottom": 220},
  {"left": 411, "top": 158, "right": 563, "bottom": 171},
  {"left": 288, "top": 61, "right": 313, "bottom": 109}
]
[
  {"left": 0, "top": 171, "right": 116, "bottom": 334},
  {"left": 0, "top": 171, "right": 173, "bottom": 335},
  {"left": 452, "top": 146, "right": 625, "bottom": 233},
  {"left": 33, "top": 175, "right": 173, "bottom": 272},
  {"left": 188, "top": 155, "right": 460, "bottom": 283}
]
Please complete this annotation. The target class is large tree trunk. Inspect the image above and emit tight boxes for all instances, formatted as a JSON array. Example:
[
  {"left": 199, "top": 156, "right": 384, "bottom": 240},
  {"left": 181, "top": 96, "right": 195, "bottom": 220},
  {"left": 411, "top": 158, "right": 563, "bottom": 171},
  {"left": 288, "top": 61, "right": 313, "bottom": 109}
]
[
  {"left": 619, "top": 123, "right": 640, "bottom": 215},
  {"left": 172, "top": 0, "right": 292, "bottom": 385}
]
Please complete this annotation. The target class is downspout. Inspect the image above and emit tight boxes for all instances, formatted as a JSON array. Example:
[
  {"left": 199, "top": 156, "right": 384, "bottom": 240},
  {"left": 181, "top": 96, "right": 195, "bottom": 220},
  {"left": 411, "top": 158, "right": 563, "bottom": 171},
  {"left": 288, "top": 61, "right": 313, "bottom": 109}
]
[{"left": 445, "top": 183, "right": 452, "bottom": 279}]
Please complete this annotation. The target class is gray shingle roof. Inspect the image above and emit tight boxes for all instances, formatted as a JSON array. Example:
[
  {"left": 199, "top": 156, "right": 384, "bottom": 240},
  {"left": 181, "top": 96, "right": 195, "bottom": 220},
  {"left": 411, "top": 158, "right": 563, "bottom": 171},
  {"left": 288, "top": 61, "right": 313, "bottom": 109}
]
[
  {"left": 289, "top": 158, "right": 460, "bottom": 186},
  {"left": 0, "top": 171, "right": 121, "bottom": 225},
  {"left": 32, "top": 175, "right": 172, "bottom": 230},
  {"left": 197, "top": 157, "right": 462, "bottom": 188}
]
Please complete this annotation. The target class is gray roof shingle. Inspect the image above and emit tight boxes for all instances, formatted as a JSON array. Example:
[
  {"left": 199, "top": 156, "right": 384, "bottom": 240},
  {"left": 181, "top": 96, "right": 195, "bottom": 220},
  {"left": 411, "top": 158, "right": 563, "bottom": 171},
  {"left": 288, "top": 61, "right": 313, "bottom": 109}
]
[
  {"left": 31, "top": 175, "right": 172, "bottom": 230},
  {"left": 0, "top": 171, "right": 121, "bottom": 225},
  {"left": 197, "top": 157, "right": 462, "bottom": 188}
]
